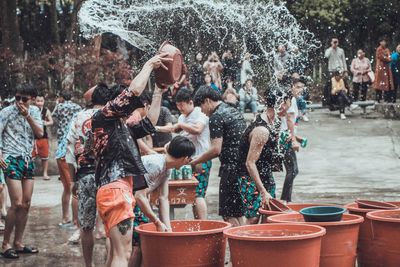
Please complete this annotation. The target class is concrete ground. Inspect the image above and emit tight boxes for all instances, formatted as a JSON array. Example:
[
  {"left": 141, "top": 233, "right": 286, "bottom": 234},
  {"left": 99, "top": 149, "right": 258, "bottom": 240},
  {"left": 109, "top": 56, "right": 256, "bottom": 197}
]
[{"left": 1, "top": 108, "right": 399, "bottom": 266}]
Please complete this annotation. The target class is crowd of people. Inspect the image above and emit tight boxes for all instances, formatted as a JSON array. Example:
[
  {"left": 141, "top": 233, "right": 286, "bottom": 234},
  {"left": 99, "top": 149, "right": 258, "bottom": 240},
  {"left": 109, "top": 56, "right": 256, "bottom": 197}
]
[
  {"left": 0, "top": 37, "right": 399, "bottom": 266},
  {"left": 324, "top": 37, "right": 400, "bottom": 119}
]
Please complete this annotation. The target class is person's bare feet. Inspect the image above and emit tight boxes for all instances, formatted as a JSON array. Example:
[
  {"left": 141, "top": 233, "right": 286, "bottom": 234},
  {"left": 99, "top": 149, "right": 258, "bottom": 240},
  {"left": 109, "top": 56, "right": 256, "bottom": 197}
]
[{"left": 43, "top": 175, "right": 50, "bottom": 180}]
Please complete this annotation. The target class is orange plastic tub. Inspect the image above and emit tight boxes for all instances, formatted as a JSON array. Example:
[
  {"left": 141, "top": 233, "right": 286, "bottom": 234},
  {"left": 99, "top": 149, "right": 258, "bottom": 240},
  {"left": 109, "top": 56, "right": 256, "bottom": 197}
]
[
  {"left": 367, "top": 210, "right": 400, "bottom": 267},
  {"left": 224, "top": 223, "right": 325, "bottom": 267},
  {"left": 268, "top": 213, "right": 363, "bottom": 267},
  {"left": 136, "top": 220, "right": 231, "bottom": 267},
  {"left": 346, "top": 202, "right": 400, "bottom": 267}
]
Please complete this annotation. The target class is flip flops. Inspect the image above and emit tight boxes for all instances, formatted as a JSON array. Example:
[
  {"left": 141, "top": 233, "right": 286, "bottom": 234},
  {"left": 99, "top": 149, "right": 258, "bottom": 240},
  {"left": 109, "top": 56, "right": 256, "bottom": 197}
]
[
  {"left": 1, "top": 248, "right": 19, "bottom": 259},
  {"left": 15, "top": 246, "right": 39, "bottom": 254}
]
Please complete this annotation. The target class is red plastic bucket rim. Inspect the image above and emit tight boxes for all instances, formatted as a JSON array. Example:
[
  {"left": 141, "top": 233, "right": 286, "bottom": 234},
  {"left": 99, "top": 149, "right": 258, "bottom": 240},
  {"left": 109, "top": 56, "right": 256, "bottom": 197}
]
[
  {"left": 346, "top": 202, "right": 400, "bottom": 213},
  {"left": 366, "top": 210, "right": 400, "bottom": 223},
  {"left": 267, "top": 213, "right": 364, "bottom": 226},
  {"left": 223, "top": 223, "right": 326, "bottom": 241},
  {"left": 258, "top": 208, "right": 287, "bottom": 215},
  {"left": 356, "top": 199, "right": 398, "bottom": 210},
  {"left": 136, "top": 220, "right": 231, "bottom": 236}
]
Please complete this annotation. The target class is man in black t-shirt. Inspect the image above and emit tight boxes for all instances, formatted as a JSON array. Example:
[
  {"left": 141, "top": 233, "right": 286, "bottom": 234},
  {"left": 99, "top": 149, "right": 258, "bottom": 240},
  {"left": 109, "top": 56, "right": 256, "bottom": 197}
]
[{"left": 191, "top": 86, "right": 247, "bottom": 226}]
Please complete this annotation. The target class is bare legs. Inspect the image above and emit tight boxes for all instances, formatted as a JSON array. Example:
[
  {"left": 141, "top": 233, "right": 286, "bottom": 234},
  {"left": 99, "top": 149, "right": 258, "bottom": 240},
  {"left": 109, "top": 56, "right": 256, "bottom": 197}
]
[
  {"left": 193, "top": 197, "right": 207, "bottom": 219},
  {"left": 107, "top": 219, "right": 133, "bottom": 267},
  {"left": 81, "top": 229, "right": 94, "bottom": 267},
  {"left": 42, "top": 159, "right": 49, "bottom": 180},
  {"left": 2, "top": 179, "right": 34, "bottom": 251},
  {"left": 57, "top": 158, "right": 72, "bottom": 224}
]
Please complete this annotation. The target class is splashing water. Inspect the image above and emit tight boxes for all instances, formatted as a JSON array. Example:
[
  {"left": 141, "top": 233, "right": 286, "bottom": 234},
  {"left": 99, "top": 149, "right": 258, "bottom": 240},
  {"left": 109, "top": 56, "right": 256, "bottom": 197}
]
[{"left": 79, "top": 0, "right": 320, "bottom": 85}]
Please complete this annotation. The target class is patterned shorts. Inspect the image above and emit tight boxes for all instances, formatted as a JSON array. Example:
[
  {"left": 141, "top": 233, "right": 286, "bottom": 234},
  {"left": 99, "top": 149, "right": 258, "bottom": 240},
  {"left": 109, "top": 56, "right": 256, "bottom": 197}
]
[
  {"left": 239, "top": 175, "right": 276, "bottom": 218},
  {"left": 0, "top": 169, "right": 5, "bottom": 184},
  {"left": 78, "top": 173, "right": 97, "bottom": 231},
  {"left": 3, "top": 156, "right": 35, "bottom": 180},
  {"left": 132, "top": 205, "right": 150, "bottom": 246},
  {"left": 194, "top": 161, "right": 212, "bottom": 198}
]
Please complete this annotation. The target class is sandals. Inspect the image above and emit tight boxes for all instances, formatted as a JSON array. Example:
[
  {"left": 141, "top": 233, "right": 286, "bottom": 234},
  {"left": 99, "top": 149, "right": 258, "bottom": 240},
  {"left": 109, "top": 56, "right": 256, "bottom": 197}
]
[
  {"left": 1, "top": 248, "right": 19, "bottom": 259},
  {"left": 15, "top": 246, "right": 39, "bottom": 254},
  {"left": 58, "top": 221, "right": 72, "bottom": 228}
]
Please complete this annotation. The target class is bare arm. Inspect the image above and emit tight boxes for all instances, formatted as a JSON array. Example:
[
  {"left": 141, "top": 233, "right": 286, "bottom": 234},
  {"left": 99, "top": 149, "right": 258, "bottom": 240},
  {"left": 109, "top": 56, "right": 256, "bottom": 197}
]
[
  {"left": 137, "top": 139, "right": 157, "bottom": 155},
  {"left": 176, "top": 121, "right": 205, "bottom": 135},
  {"left": 286, "top": 112, "right": 299, "bottom": 151},
  {"left": 129, "top": 53, "right": 171, "bottom": 96},
  {"left": 191, "top": 137, "right": 222, "bottom": 165},
  {"left": 155, "top": 123, "right": 174, "bottom": 133},
  {"left": 147, "top": 86, "right": 163, "bottom": 125},
  {"left": 17, "top": 103, "right": 43, "bottom": 138},
  {"left": 246, "top": 127, "right": 272, "bottom": 206},
  {"left": 135, "top": 187, "right": 170, "bottom": 232},
  {"left": 45, "top": 109, "right": 54, "bottom": 126},
  {"left": 158, "top": 180, "right": 171, "bottom": 230}
]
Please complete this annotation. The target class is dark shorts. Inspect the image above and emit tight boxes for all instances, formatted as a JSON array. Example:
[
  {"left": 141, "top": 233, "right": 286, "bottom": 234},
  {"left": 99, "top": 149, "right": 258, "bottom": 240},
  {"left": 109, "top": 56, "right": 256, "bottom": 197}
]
[
  {"left": 239, "top": 175, "right": 276, "bottom": 218},
  {"left": 218, "top": 167, "right": 245, "bottom": 218},
  {"left": 78, "top": 173, "right": 97, "bottom": 231},
  {"left": 3, "top": 156, "right": 35, "bottom": 180},
  {"left": 194, "top": 161, "right": 212, "bottom": 198},
  {"left": 132, "top": 205, "right": 150, "bottom": 246}
]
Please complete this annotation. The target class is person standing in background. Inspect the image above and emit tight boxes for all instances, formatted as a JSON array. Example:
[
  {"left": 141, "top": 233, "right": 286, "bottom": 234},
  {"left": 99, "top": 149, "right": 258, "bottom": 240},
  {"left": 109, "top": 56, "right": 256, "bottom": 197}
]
[
  {"left": 240, "top": 52, "right": 254, "bottom": 86},
  {"left": 33, "top": 94, "right": 54, "bottom": 180},
  {"left": 350, "top": 49, "right": 372, "bottom": 101},
  {"left": 52, "top": 91, "right": 82, "bottom": 226},
  {"left": 190, "top": 53, "right": 204, "bottom": 94},
  {"left": 325, "top": 38, "right": 348, "bottom": 76},
  {"left": 391, "top": 44, "right": 400, "bottom": 102},
  {"left": 239, "top": 79, "right": 258, "bottom": 117},
  {"left": 203, "top": 52, "right": 223, "bottom": 90},
  {"left": 373, "top": 38, "right": 394, "bottom": 103},
  {"left": 0, "top": 84, "right": 43, "bottom": 259}
]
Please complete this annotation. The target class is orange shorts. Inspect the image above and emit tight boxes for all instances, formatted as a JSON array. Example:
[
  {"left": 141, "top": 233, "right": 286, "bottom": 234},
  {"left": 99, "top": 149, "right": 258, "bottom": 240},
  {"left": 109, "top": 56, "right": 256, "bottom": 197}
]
[
  {"left": 96, "top": 177, "right": 135, "bottom": 237},
  {"left": 32, "top": 138, "right": 49, "bottom": 159}
]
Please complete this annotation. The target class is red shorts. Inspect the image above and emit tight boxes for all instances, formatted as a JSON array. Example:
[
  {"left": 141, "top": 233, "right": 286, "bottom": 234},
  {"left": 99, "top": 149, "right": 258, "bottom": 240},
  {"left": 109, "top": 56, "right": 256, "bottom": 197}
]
[
  {"left": 96, "top": 177, "right": 135, "bottom": 237},
  {"left": 32, "top": 138, "right": 49, "bottom": 160}
]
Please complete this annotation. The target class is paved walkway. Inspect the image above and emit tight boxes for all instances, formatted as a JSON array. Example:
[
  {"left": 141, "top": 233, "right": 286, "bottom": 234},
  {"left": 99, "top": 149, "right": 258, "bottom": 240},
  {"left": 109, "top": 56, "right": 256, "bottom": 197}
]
[{"left": 0, "top": 109, "right": 399, "bottom": 266}]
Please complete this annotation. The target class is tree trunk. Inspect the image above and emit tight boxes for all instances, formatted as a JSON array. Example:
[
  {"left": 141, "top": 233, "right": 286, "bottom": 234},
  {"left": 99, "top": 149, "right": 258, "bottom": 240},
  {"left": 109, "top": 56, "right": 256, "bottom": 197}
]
[
  {"left": 50, "top": 0, "right": 60, "bottom": 45},
  {"left": 1, "top": 0, "right": 20, "bottom": 54},
  {"left": 67, "top": 0, "right": 83, "bottom": 44},
  {"left": 7, "top": 0, "right": 21, "bottom": 55}
]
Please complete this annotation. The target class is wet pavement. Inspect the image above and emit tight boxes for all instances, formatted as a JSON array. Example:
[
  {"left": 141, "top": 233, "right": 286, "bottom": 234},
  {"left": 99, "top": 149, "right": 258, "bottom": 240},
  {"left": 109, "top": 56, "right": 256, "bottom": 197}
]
[{"left": 1, "top": 109, "right": 399, "bottom": 266}]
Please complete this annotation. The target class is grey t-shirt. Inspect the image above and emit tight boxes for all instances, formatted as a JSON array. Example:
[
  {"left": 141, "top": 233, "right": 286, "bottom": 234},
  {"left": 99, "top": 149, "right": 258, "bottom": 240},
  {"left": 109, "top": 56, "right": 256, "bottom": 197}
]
[
  {"left": 152, "top": 107, "right": 173, "bottom": 147},
  {"left": 142, "top": 154, "right": 171, "bottom": 192}
]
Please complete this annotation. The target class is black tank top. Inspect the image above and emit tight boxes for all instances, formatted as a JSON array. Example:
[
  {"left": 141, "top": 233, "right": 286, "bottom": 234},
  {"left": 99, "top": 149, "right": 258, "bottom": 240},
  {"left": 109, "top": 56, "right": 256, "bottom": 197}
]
[{"left": 238, "top": 114, "right": 280, "bottom": 185}]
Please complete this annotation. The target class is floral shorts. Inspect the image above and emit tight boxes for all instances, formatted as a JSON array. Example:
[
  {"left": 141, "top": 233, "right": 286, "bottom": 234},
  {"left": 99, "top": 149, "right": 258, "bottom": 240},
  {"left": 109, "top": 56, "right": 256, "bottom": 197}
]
[
  {"left": 132, "top": 205, "right": 150, "bottom": 246},
  {"left": 194, "top": 161, "right": 212, "bottom": 198},
  {"left": 3, "top": 156, "right": 35, "bottom": 180},
  {"left": 78, "top": 173, "right": 97, "bottom": 231},
  {"left": 239, "top": 175, "right": 276, "bottom": 218}
]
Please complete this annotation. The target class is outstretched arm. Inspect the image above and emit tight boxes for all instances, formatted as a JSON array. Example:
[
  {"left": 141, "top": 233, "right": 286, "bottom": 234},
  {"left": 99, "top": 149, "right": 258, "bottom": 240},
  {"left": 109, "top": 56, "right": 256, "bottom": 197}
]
[{"left": 190, "top": 137, "right": 222, "bottom": 165}]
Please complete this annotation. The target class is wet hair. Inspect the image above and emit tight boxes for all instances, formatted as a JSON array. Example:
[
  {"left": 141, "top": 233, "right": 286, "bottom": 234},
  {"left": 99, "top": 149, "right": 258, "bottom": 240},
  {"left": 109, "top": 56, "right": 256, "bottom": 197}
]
[
  {"left": 139, "top": 91, "right": 152, "bottom": 105},
  {"left": 109, "top": 84, "right": 127, "bottom": 101},
  {"left": 175, "top": 88, "right": 192, "bottom": 103},
  {"left": 167, "top": 136, "right": 195, "bottom": 159},
  {"left": 193, "top": 85, "right": 222, "bottom": 106},
  {"left": 91, "top": 83, "right": 110, "bottom": 105},
  {"left": 59, "top": 90, "right": 72, "bottom": 101},
  {"left": 264, "top": 91, "right": 277, "bottom": 108},
  {"left": 16, "top": 83, "right": 38, "bottom": 97}
]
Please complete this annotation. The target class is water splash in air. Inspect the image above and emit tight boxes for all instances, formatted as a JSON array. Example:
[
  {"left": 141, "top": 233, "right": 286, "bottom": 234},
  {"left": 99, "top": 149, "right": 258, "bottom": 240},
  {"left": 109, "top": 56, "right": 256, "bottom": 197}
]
[{"left": 79, "top": 0, "right": 320, "bottom": 85}]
